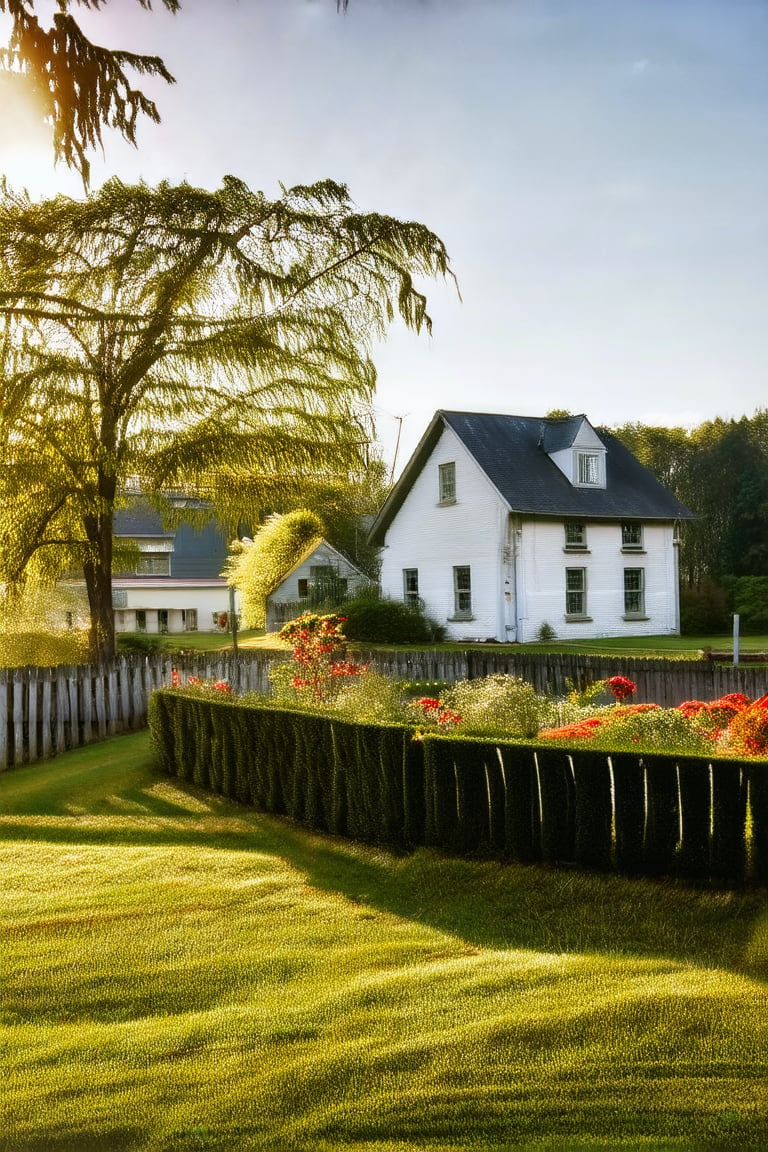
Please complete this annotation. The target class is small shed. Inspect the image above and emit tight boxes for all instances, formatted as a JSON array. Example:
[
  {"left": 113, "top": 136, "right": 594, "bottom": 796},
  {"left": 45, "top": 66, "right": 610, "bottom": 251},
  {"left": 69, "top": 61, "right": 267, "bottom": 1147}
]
[{"left": 266, "top": 539, "right": 370, "bottom": 630}]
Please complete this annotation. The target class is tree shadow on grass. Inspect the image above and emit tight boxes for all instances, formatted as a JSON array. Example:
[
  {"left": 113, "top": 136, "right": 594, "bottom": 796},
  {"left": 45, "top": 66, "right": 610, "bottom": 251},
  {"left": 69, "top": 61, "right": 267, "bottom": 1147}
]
[
  {"left": 3, "top": 1129, "right": 140, "bottom": 1152},
  {"left": 1, "top": 735, "right": 766, "bottom": 979}
]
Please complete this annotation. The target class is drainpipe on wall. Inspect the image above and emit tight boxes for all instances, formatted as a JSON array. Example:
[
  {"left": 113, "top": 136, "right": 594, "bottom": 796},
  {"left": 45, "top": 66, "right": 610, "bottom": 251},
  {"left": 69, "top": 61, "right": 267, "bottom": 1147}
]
[
  {"left": 503, "top": 514, "right": 520, "bottom": 642},
  {"left": 672, "top": 525, "right": 681, "bottom": 635}
]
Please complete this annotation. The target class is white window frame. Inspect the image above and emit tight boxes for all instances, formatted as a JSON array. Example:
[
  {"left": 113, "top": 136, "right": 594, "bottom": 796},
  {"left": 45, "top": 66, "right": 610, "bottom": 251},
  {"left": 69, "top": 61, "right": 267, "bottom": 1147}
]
[
  {"left": 564, "top": 522, "right": 587, "bottom": 550},
  {"left": 439, "top": 461, "right": 456, "bottom": 503},
  {"left": 182, "top": 608, "right": 198, "bottom": 632},
  {"left": 453, "top": 565, "right": 472, "bottom": 618},
  {"left": 565, "top": 567, "right": 587, "bottom": 618},
  {"left": 403, "top": 568, "right": 419, "bottom": 607},
  {"left": 621, "top": 522, "right": 644, "bottom": 551},
  {"left": 574, "top": 450, "right": 603, "bottom": 488},
  {"left": 624, "top": 568, "right": 646, "bottom": 616},
  {"left": 136, "top": 552, "right": 170, "bottom": 576}
]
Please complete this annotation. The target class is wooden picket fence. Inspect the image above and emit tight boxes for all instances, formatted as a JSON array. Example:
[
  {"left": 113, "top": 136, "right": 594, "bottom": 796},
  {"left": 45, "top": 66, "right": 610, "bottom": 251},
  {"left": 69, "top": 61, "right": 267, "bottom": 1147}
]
[
  {"left": 355, "top": 649, "right": 768, "bottom": 707},
  {"left": 0, "top": 653, "right": 273, "bottom": 771},
  {"left": 1, "top": 648, "right": 767, "bottom": 771}
]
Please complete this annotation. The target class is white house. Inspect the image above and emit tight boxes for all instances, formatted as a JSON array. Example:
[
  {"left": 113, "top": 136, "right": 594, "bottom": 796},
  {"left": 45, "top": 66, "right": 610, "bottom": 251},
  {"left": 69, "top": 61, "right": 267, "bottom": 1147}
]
[
  {"left": 265, "top": 538, "right": 371, "bottom": 629},
  {"left": 368, "top": 411, "right": 694, "bottom": 643},
  {"left": 111, "top": 502, "right": 236, "bottom": 635}
]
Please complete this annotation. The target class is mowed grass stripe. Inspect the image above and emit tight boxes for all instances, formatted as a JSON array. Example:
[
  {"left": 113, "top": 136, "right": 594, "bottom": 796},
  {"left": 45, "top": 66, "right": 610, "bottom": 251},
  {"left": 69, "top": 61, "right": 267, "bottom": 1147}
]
[{"left": 1, "top": 731, "right": 767, "bottom": 1152}]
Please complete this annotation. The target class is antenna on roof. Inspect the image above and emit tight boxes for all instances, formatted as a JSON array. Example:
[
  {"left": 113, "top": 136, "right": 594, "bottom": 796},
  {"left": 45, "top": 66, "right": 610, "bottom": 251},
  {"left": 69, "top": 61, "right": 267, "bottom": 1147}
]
[{"left": 389, "top": 413, "right": 410, "bottom": 485}]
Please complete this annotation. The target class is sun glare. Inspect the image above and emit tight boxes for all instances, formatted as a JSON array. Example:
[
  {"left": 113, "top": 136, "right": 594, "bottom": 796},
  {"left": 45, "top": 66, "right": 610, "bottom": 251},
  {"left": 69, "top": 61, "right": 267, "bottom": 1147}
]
[{"left": 0, "top": 70, "right": 83, "bottom": 196}]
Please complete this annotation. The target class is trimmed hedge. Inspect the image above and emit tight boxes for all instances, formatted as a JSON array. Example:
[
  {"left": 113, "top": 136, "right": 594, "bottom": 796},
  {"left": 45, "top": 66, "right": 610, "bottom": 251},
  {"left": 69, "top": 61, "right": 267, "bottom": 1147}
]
[{"left": 150, "top": 691, "right": 767, "bottom": 887}]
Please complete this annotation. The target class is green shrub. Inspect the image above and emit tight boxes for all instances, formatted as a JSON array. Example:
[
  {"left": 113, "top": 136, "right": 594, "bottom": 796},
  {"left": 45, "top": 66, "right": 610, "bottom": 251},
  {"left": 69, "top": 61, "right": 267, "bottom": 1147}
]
[
  {"left": 267, "top": 657, "right": 307, "bottom": 707},
  {"left": 730, "top": 575, "right": 768, "bottom": 631},
  {"left": 680, "top": 577, "right": 730, "bottom": 634},
  {"left": 0, "top": 630, "right": 89, "bottom": 667},
  {"left": 329, "top": 671, "right": 407, "bottom": 724},
  {"left": 117, "top": 633, "right": 167, "bottom": 656},
  {"left": 564, "top": 676, "right": 610, "bottom": 709},
  {"left": 440, "top": 675, "right": 558, "bottom": 739},
  {"left": 590, "top": 706, "right": 713, "bottom": 756},
  {"left": 227, "top": 510, "right": 324, "bottom": 629},
  {"left": 341, "top": 593, "right": 445, "bottom": 644},
  {"left": 396, "top": 679, "right": 451, "bottom": 701}
]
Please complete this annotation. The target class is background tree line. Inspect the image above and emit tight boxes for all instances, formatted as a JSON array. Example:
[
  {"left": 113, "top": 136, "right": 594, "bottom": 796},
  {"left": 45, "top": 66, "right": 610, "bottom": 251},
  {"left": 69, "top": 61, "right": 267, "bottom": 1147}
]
[{"left": 610, "top": 411, "right": 768, "bottom": 633}]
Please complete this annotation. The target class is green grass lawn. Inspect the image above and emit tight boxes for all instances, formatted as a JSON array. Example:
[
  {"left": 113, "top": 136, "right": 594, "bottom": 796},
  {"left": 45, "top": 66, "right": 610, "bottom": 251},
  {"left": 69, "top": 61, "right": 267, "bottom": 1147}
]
[
  {"left": 2, "top": 734, "right": 768, "bottom": 1152},
  {"left": 115, "top": 629, "right": 768, "bottom": 661},
  {"left": 118, "top": 630, "right": 273, "bottom": 656},
  {"left": 350, "top": 634, "right": 768, "bottom": 659}
]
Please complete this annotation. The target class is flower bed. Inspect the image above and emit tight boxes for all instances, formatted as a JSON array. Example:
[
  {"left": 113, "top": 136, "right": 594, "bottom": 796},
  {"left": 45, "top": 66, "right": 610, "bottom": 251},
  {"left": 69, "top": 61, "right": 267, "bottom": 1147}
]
[
  {"left": 169, "top": 614, "right": 768, "bottom": 759},
  {"left": 151, "top": 613, "right": 768, "bottom": 889}
]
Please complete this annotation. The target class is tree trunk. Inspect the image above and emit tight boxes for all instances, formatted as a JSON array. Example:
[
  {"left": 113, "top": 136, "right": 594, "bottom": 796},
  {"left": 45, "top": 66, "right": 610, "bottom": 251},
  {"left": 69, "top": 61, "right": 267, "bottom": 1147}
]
[{"left": 83, "top": 511, "right": 115, "bottom": 664}]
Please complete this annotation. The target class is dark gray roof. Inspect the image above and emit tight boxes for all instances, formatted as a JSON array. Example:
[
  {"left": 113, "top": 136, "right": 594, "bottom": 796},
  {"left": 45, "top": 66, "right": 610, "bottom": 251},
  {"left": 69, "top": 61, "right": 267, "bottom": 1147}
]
[
  {"left": 113, "top": 500, "right": 229, "bottom": 579},
  {"left": 369, "top": 410, "right": 694, "bottom": 545},
  {"left": 541, "top": 415, "right": 584, "bottom": 453},
  {"left": 114, "top": 504, "right": 173, "bottom": 538}
]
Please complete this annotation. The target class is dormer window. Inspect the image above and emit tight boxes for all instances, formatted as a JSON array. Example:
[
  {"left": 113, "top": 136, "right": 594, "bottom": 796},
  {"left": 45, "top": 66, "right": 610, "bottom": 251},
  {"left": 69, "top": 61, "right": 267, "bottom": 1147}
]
[
  {"left": 576, "top": 451, "right": 602, "bottom": 486},
  {"left": 438, "top": 461, "right": 456, "bottom": 503}
]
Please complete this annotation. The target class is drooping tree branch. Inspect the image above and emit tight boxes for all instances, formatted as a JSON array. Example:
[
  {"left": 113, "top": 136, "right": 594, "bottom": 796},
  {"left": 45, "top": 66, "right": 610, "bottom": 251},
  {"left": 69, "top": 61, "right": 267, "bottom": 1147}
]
[{"left": 0, "top": 0, "right": 179, "bottom": 186}]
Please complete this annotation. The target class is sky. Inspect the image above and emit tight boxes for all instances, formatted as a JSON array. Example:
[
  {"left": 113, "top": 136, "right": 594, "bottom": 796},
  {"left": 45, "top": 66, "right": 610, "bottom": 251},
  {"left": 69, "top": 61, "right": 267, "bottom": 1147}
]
[{"left": 2, "top": 0, "right": 767, "bottom": 475}]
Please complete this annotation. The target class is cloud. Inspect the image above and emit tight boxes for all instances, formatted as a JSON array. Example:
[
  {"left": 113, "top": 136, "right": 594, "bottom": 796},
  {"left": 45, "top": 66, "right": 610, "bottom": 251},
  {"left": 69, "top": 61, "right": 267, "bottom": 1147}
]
[
  {"left": 598, "top": 180, "right": 649, "bottom": 203},
  {"left": 630, "top": 58, "right": 650, "bottom": 76}
]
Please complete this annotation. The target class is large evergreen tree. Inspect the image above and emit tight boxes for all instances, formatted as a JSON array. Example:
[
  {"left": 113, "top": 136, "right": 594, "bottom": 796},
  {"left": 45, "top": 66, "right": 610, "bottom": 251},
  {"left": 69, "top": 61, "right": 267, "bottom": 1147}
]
[
  {"left": 611, "top": 411, "right": 768, "bottom": 627},
  {"left": 0, "top": 175, "right": 453, "bottom": 661}
]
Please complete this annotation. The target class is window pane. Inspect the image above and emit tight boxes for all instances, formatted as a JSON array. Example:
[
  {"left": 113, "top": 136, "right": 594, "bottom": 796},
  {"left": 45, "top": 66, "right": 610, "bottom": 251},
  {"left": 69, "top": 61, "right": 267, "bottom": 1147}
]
[
  {"left": 137, "top": 553, "right": 170, "bottom": 575},
  {"left": 439, "top": 462, "right": 456, "bottom": 501},
  {"left": 565, "top": 568, "right": 586, "bottom": 615},
  {"left": 578, "top": 453, "right": 599, "bottom": 484},
  {"left": 564, "top": 522, "right": 585, "bottom": 548},
  {"left": 622, "top": 522, "right": 642, "bottom": 548},
  {"left": 453, "top": 565, "right": 471, "bottom": 615},
  {"left": 403, "top": 568, "right": 419, "bottom": 605},
  {"left": 624, "top": 568, "right": 644, "bottom": 614}
]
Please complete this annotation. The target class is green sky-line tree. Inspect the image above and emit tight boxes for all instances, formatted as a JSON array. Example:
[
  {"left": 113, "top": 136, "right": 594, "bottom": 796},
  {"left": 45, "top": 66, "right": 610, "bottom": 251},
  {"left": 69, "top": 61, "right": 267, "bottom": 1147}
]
[
  {"left": 611, "top": 411, "right": 768, "bottom": 590},
  {"left": 227, "top": 510, "right": 325, "bottom": 631},
  {"left": 0, "top": 174, "right": 454, "bottom": 661}
]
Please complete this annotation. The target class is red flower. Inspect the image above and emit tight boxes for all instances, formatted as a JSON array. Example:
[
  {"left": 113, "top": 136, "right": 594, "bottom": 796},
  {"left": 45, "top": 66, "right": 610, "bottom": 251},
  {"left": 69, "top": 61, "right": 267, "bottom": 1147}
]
[
  {"left": 612, "top": 703, "right": 659, "bottom": 717},
  {"left": 540, "top": 716, "right": 604, "bottom": 740},
  {"left": 436, "top": 709, "right": 462, "bottom": 726},
  {"left": 414, "top": 697, "right": 442, "bottom": 712},
  {"left": 717, "top": 693, "right": 752, "bottom": 710},
  {"left": 678, "top": 700, "right": 708, "bottom": 718},
  {"left": 330, "top": 660, "right": 367, "bottom": 677},
  {"left": 607, "top": 676, "right": 636, "bottom": 701}
]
